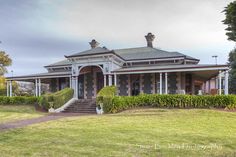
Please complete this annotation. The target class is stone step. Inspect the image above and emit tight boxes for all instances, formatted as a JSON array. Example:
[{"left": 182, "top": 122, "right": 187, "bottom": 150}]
[{"left": 62, "top": 99, "right": 96, "bottom": 114}]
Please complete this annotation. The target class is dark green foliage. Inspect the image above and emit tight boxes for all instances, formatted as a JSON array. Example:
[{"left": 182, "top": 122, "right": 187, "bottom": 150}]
[
  {"left": 100, "top": 94, "right": 236, "bottom": 113},
  {"left": 39, "top": 88, "right": 74, "bottom": 110},
  {"left": 0, "top": 96, "right": 39, "bottom": 105},
  {"left": 229, "top": 48, "right": 236, "bottom": 94},
  {"left": 0, "top": 89, "right": 6, "bottom": 96},
  {"left": 223, "top": 1, "right": 236, "bottom": 42}
]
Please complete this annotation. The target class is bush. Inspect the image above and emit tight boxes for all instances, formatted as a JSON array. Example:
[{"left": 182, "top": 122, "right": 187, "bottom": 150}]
[
  {"left": 0, "top": 96, "right": 39, "bottom": 105},
  {"left": 96, "top": 86, "right": 117, "bottom": 111},
  {"left": 39, "top": 88, "right": 74, "bottom": 110},
  {"left": 100, "top": 94, "right": 236, "bottom": 113}
]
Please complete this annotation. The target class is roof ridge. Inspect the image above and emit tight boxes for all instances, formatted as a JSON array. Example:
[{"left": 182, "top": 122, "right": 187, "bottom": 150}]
[{"left": 114, "top": 46, "right": 149, "bottom": 51}]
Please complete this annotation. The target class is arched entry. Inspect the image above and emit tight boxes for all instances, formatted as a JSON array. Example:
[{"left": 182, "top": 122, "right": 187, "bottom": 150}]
[{"left": 78, "top": 65, "right": 104, "bottom": 99}]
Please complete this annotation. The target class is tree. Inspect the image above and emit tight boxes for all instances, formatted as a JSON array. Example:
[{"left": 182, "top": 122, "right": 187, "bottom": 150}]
[
  {"left": 0, "top": 51, "right": 12, "bottom": 75},
  {"left": 223, "top": 1, "right": 236, "bottom": 42},
  {"left": 228, "top": 49, "right": 236, "bottom": 94},
  {"left": 223, "top": 2, "right": 236, "bottom": 93},
  {"left": 0, "top": 76, "right": 18, "bottom": 96}
]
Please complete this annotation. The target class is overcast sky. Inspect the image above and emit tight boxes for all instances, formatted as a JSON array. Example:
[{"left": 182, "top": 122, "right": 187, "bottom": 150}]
[{"left": 0, "top": 0, "right": 235, "bottom": 76}]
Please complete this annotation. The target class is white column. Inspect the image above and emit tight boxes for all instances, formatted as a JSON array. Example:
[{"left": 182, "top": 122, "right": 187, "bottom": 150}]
[
  {"left": 104, "top": 75, "right": 107, "bottom": 87},
  {"left": 159, "top": 73, "right": 163, "bottom": 94},
  {"left": 75, "top": 76, "right": 78, "bottom": 98},
  {"left": 225, "top": 70, "right": 229, "bottom": 95},
  {"left": 165, "top": 72, "right": 168, "bottom": 94},
  {"left": 38, "top": 78, "right": 41, "bottom": 96},
  {"left": 35, "top": 79, "right": 38, "bottom": 97},
  {"left": 71, "top": 76, "right": 77, "bottom": 98},
  {"left": 108, "top": 75, "right": 112, "bottom": 86},
  {"left": 114, "top": 74, "right": 117, "bottom": 86},
  {"left": 6, "top": 81, "right": 9, "bottom": 97},
  {"left": 69, "top": 76, "right": 72, "bottom": 88},
  {"left": 219, "top": 71, "right": 222, "bottom": 95},
  {"left": 9, "top": 81, "right": 12, "bottom": 97}
]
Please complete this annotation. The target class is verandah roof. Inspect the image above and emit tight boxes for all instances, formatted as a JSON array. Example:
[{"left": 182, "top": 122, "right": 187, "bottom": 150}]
[
  {"left": 6, "top": 71, "right": 71, "bottom": 82},
  {"left": 112, "top": 64, "right": 229, "bottom": 81}
]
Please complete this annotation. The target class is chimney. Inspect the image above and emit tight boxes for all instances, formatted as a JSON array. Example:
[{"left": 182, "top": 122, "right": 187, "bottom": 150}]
[
  {"left": 89, "top": 39, "right": 99, "bottom": 49},
  {"left": 145, "top": 33, "right": 155, "bottom": 48}
]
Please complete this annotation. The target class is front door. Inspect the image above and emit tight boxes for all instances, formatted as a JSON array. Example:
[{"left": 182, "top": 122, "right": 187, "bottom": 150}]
[
  {"left": 131, "top": 75, "right": 140, "bottom": 96},
  {"left": 78, "top": 75, "right": 84, "bottom": 99}
]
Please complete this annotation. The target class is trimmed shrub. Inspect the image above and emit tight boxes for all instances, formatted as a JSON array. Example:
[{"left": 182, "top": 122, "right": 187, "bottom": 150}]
[
  {"left": 97, "top": 86, "right": 117, "bottom": 98},
  {"left": 39, "top": 88, "right": 74, "bottom": 110},
  {"left": 100, "top": 94, "right": 236, "bottom": 113},
  {"left": 96, "top": 86, "right": 117, "bottom": 112},
  {"left": 0, "top": 96, "right": 39, "bottom": 105}
]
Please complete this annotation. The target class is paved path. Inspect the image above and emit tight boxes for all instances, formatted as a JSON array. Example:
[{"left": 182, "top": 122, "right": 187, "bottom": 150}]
[{"left": 0, "top": 113, "right": 93, "bottom": 132}]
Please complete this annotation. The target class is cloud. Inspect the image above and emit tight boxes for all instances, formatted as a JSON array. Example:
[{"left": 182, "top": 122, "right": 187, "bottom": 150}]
[{"left": 0, "top": 0, "right": 234, "bottom": 76}]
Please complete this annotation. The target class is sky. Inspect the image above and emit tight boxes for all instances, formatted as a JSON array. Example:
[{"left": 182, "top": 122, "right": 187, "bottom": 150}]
[{"left": 0, "top": 0, "right": 235, "bottom": 76}]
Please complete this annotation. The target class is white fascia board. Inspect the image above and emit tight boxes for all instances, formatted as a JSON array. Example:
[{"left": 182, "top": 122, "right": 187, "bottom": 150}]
[
  {"left": 126, "top": 57, "right": 185, "bottom": 63},
  {"left": 7, "top": 75, "right": 72, "bottom": 81},
  {"left": 46, "top": 65, "right": 72, "bottom": 71},
  {"left": 70, "top": 53, "right": 124, "bottom": 61},
  {"left": 113, "top": 67, "right": 229, "bottom": 75}
]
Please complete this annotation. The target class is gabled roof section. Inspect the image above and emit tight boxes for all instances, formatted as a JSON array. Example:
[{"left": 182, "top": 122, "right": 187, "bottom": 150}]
[
  {"left": 45, "top": 59, "right": 71, "bottom": 67},
  {"left": 113, "top": 47, "right": 199, "bottom": 61},
  {"left": 65, "top": 47, "right": 112, "bottom": 58}
]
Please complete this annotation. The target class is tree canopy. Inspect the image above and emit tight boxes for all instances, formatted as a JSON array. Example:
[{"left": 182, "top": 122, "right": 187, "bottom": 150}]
[
  {"left": 223, "top": 1, "right": 236, "bottom": 94},
  {"left": 0, "top": 51, "right": 12, "bottom": 75},
  {"left": 223, "top": 1, "right": 236, "bottom": 42},
  {"left": 228, "top": 48, "right": 236, "bottom": 93}
]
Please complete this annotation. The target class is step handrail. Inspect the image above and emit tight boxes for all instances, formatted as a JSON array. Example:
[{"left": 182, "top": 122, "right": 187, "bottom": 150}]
[{"left": 53, "top": 98, "right": 78, "bottom": 113}]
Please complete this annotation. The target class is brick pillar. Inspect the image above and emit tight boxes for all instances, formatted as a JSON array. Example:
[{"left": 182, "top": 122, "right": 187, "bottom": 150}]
[
  {"left": 84, "top": 74, "right": 87, "bottom": 99},
  {"left": 93, "top": 71, "right": 97, "bottom": 98},
  {"left": 140, "top": 74, "right": 144, "bottom": 94},
  {"left": 151, "top": 73, "right": 156, "bottom": 94},
  {"left": 127, "top": 74, "right": 131, "bottom": 96},
  {"left": 117, "top": 75, "right": 120, "bottom": 95}
]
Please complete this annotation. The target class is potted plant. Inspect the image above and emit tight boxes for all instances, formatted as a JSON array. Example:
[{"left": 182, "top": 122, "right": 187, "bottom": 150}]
[
  {"left": 96, "top": 103, "right": 104, "bottom": 114},
  {"left": 48, "top": 101, "right": 55, "bottom": 113}
]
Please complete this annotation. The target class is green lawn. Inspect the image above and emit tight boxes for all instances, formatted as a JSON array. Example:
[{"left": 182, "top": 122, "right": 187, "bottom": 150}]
[
  {"left": 0, "top": 105, "right": 43, "bottom": 124},
  {"left": 0, "top": 109, "right": 236, "bottom": 157}
]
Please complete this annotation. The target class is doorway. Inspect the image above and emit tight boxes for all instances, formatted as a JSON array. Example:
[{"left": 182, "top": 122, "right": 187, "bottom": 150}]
[
  {"left": 131, "top": 75, "right": 140, "bottom": 96},
  {"left": 78, "top": 74, "right": 84, "bottom": 99}
]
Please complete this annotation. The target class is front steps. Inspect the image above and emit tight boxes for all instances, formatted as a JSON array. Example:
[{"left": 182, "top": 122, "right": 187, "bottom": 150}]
[{"left": 62, "top": 99, "right": 96, "bottom": 114}]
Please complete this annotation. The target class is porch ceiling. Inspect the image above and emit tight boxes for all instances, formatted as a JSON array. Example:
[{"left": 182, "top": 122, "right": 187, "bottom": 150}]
[{"left": 189, "top": 70, "right": 219, "bottom": 81}]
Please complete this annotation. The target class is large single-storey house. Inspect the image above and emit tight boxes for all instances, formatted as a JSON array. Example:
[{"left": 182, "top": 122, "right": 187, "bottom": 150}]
[{"left": 6, "top": 33, "right": 229, "bottom": 98}]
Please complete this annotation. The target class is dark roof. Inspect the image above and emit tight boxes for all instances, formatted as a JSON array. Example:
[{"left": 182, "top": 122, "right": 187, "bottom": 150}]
[
  {"left": 7, "top": 71, "right": 71, "bottom": 80},
  {"left": 65, "top": 46, "right": 199, "bottom": 61},
  {"left": 45, "top": 60, "right": 71, "bottom": 67},
  {"left": 45, "top": 46, "right": 199, "bottom": 68},
  {"left": 113, "top": 47, "right": 199, "bottom": 61},
  {"left": 113, "top": 64, "right": 228, "bottom": 73},
  {"left": 66, "top": 47, "right": 111, "bottom": 58}
]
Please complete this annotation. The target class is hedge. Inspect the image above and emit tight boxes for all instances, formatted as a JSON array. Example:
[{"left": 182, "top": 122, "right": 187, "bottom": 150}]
[
  {"left": 98, "top": 94, "right": 236, "bottom": 113},
  {"left": 96, "top": 86, "right": 117, "bottom": 108},
  {"left": 0, "top": 96, "right": 39, "bottom": 105},
  {"left": 39, "top": 88, "right": 74, "bottom": 110}
]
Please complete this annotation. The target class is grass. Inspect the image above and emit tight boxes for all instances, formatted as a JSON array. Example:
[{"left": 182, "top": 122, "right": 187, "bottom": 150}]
[
  {"left": 0, "top": 105, "right": 44, "bottom": 124},
  {"left": 0, "top": 108, "right": 236, "bottom": 157}
]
